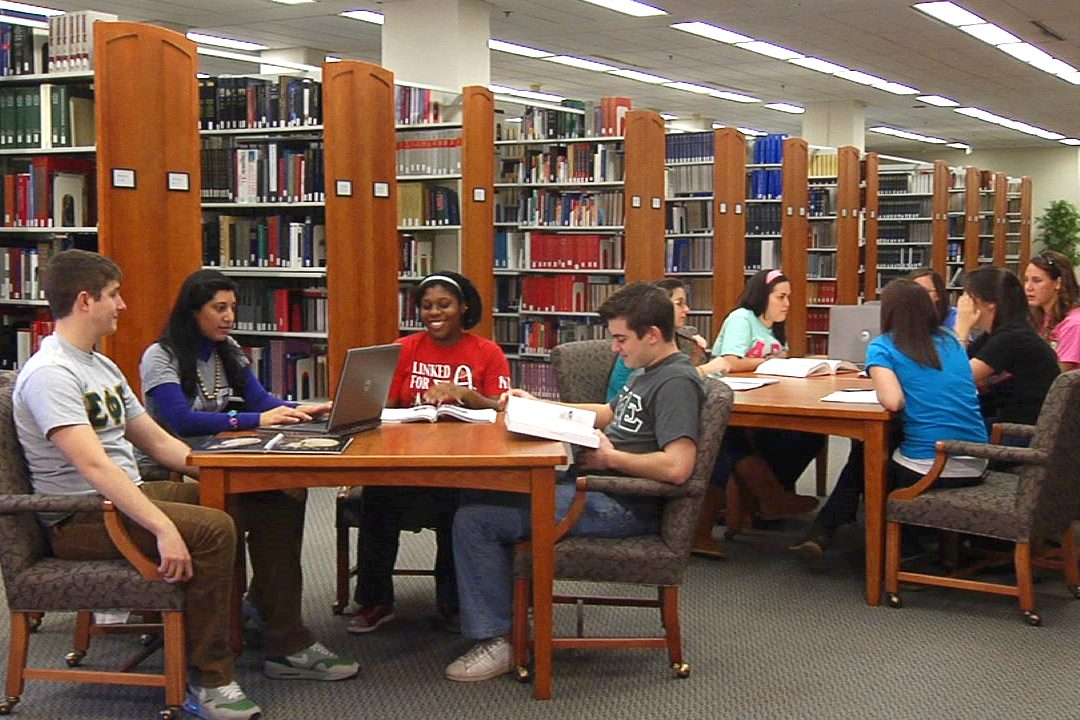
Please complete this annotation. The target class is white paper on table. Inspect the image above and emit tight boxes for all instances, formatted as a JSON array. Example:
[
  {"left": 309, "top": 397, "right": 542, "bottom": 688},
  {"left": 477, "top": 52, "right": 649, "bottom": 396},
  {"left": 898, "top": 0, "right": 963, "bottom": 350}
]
[{"left": 820, "top": 390, "right": 881, "bottom": 404}]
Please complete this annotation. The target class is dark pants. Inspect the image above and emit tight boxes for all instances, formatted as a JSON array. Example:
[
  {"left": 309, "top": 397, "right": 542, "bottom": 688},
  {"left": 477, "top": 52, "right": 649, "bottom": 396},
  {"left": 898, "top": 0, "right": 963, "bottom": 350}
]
[
  {"left": 356, "top": 487, "right": 458, "bottom": 609},
  {"left": 711, "top": 428, "right": 826, "bottom": 490}
]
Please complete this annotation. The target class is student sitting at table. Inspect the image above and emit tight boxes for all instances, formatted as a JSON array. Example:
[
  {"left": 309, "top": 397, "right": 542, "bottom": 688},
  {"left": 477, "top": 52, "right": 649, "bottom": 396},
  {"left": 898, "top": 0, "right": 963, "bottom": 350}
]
[
  {"left": 708, "top": 269, "right": 823, "bottom": 518},
  {"left": 445, "top": 281, "right": 704, "bottom": 681},
  {"left": 1025, "top": 250, "right": 1080, "bottom": 371},
  {"left": 348, "top": 271, "right": 511, "bottom": 635},
  {"left": 909, "top": 267, "right": 957, "bottom": 329},
  {"left": 139, "top": 269, "right": 359, "bottom": 687},
  {"left": 954, "top": 267, "right": 1059, "bottom": 430},
  {"left": 789, "top": 278, "right": 988, "bottom": 563}
]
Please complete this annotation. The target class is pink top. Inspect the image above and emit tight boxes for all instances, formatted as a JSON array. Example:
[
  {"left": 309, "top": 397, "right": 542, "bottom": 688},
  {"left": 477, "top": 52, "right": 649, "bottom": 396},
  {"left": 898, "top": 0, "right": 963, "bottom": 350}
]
[{"left": 1049, "top": 306, "right": 1080, "bottom": 365}]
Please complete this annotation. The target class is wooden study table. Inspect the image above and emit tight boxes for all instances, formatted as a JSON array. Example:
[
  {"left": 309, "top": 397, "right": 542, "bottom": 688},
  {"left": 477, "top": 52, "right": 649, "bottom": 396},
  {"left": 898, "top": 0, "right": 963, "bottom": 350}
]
[
  {"left": 728, "top": 373, "right": 892, "bottom": 605},
  {"left": 189, "top": 418, "right": 567, "bottom": 700}
]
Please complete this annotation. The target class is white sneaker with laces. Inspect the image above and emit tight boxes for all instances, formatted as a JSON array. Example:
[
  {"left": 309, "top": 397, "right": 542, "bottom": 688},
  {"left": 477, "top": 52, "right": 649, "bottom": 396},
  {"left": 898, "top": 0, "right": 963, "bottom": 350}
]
[
  {"left": 264, "top": 641, "right": 359, "bottom": 681},
  {"left": 183, "top": 681, "right": 261, "bottom": 720},
  {"left": 445, "top": 638, "right": 513, "bottom": 682}
]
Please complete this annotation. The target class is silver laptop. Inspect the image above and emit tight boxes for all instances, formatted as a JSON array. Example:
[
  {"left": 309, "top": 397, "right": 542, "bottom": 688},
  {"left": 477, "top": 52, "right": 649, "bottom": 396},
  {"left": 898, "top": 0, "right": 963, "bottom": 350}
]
[
  {"left": 266, "top": 343, "right": 402, "bottom": 437},
  {"left": 828, "top": 304, "right": 880, "bottom": 367}
]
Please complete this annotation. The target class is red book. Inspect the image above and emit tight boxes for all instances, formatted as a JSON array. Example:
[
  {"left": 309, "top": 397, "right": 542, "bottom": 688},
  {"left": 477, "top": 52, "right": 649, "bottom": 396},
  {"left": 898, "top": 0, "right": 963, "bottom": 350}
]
[{"left": 273, "top": 288, "right": 292, "bottom": 332}]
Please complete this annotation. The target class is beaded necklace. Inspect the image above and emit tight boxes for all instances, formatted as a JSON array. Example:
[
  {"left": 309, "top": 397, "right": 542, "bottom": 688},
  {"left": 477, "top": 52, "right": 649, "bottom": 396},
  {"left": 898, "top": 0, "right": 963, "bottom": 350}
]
[{"left": 195, "top": 352, "right": 224, "bottom": 402}]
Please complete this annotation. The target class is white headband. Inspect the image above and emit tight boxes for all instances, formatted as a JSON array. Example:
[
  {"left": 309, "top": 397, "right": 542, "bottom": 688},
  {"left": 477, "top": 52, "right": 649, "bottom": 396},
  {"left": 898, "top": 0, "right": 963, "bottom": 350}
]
[{"left": 419, "top": 274, "right": 462, "bottom": 292}]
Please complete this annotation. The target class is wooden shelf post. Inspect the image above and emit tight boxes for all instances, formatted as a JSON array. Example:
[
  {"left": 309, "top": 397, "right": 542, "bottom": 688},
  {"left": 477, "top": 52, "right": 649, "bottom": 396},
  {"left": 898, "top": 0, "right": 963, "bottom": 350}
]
[
  {"left": 781, "top": 137, "right": 808, "bottom": 356},
  {"left": 623, "top": 110, "right": 666, "bottom": 283},
  {"left": 964, "top": 166, "right": 980, "bottom": 273},
  {"left": 862, "top": 152, "right": 879, "bottom": 301},
  {"left": 460, "top": 85, "right": 495, "bottom": 338},
  {"left": 1019, "top": 176, "right": 1033, "bottom": 270},
  {"left": 931, "top": 160, "right": 949, "bottom": 276},
  {"left": 712, "top": 128, "right": 747, "bottom": 328},
  {"left": 836, "top": 146, "right": 860, "bottom": 305},
  {"left": 993, "top": 171, "right": 1008, "bottom": 267}
]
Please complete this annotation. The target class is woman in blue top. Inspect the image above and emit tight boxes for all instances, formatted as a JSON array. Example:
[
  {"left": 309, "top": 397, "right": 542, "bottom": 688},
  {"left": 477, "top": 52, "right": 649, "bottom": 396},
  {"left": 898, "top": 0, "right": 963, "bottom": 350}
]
[{"left": 790, "top": 278, "right": 988, "bottom": 561}]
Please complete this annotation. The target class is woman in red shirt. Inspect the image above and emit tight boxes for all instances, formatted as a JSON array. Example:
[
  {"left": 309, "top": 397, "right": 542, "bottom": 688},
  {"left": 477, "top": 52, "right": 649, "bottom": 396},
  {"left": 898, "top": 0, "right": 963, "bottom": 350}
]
[{"left": 347, "top": 272, "right": 510, "bottom": 634}]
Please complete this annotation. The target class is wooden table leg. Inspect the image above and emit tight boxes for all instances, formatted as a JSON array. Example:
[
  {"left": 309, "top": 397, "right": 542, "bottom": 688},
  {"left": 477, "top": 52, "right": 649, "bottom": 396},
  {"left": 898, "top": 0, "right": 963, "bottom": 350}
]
[
  {"left": 530, "top": 468, "right": 555, "bottom": 700},
  {"left": 862, "top": 421, "right": 888, "bottom": 606}
]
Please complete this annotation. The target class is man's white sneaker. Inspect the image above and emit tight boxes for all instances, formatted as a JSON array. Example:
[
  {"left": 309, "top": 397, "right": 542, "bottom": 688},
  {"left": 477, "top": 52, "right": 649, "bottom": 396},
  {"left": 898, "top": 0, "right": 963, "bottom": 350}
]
[
  {"left": 444, "top": 638, "right": 513, "bottom": 682},
  {"left": 183, "top": 681, "right": 261, "bottom": 720}
]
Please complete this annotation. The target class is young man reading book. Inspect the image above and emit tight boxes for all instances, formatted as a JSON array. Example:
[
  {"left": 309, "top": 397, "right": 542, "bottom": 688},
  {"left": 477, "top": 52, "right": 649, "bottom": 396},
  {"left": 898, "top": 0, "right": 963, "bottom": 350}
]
[{"left": 445, "top": 282, "right": 705, "bottom": 682}]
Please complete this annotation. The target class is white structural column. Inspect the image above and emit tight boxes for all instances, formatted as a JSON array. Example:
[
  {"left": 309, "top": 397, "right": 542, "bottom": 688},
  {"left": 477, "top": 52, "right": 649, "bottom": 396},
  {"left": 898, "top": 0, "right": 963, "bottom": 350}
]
[
  {"left": 381, "top": 0, "right": 491, "bottom": 88},
  {"left": 802, "top": 100, "right": 865, "bottom": 151},
  {"left": 260, "top": 47, "right": 324, "bottom": 72}
]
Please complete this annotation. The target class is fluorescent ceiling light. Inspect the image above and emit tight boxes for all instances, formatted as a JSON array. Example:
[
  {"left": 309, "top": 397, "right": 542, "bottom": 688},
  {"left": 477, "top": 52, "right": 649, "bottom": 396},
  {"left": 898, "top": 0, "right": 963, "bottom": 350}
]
[
  {"left": 877, "top": 81, "right": 921, "bottom": 95},
  {"left": 664, "top": 81, "right": 715, "bottom": 94},
  {"left": 958, "top": 23, "right": 1019, "bottom": 45},
  {"left": 912, "top": 2, "right": 984, "bottom": 27},
  {"left": 609, "top": 68, "right": 670, "bottom": 84},
  {"left": 869, "top": 126, "right": 947, "bottom": 144},
  {"left": 1028, "top": 56, "right": 1076, "bottom": 75},
  {"left": 764, "top": 102, "right": 805, "bottom": 114},
  {"left": 0, "top": 13, "right": 46, "bottom": 27},
  {"left": 488, "top": 85, "right": 565, "bottom": 103},
  {"left": 0, "top": 1, "right": 61, "bottom": 15},
  {"left": 546, "top": 55, "right": 616, "bottom": 72},
  {"left": 997, "top": 42, "right": 1052, "bottom": 64},
  {"left": 196, "top": 47, "right": 262, "bottom": 64},
  {"left": 1060, "top": 139, "right": 1080, "bottom": 146},
  {"left": 669, "top": 21, "right": 749, "bottom": 44},
  {"left": 260, "top": 63, "right": 297, "bottom": 74},
  {"left": 946, "top": 142, "right": 971, "bottom": 149},
  {"left": 711, "top": 122, "right": 724, "bottom": 129},
  {"left": 505, "top": 117, "right": 523, "bottom": 123},
  {"left": 187, "top": 32, "right": 268, "bottom": 51},
  {"left": 954, "top": 107, "right": 1066, "bottom": 141},
  {"left": 737, "top": 127, "right": 767, "bottom": 137},
  {"left": 578, "top": 0, "right": 667, "bottom": 16},
  {"left": 1058, "top": 73, "right": 1080, "bottom": 85},
  {"left": 835, "top": 68, "right": 888, "bottom": 86},
  {"left": 710, "top": 90, "right": 759, "bottom": 103},
  {"left": 917, "top": 94, "right": 959, "bottom": 107},
  {"left": 196, "top": 73, "right": 210, "bottom": 79},
  {"left": 660, "top": 113, "right": 678, "bottom": 120},
  {"left": 488, "top": 39, "right": 552, "bottom": 58},
  {"left": 735, "top": 40, "right": 802, "bottom": 60},
  {"left": 325, "top": 55, "right": 341, "bottom": 62},
  {"left": 339, "top": 9, "right": 383, "bottom": 24},
  {"left": 268, "top": 0, "right": 316, "bottom": 4},
  {"left": 789, "top": 57, "right": 847, "bottom": 74}
]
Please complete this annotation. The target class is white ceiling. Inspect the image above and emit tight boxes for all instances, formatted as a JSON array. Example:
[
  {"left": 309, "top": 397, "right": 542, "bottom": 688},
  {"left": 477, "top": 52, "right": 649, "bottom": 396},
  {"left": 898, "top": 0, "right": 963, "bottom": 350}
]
[{"left": 27, "top": 0, "right": 1080, "bottom": 152}]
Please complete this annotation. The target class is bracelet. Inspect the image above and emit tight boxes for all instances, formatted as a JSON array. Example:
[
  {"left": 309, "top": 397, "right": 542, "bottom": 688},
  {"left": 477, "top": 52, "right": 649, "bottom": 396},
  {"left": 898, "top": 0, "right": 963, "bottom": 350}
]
[{"left": 227, "top": 409, "right": 239, "bottom": 429}]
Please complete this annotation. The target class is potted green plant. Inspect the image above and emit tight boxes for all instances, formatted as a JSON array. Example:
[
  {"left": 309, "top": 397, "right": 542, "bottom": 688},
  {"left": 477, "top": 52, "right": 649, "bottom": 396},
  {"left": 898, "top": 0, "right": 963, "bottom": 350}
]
[{"left": 1035, "top": 199, "right": 1080, "bottom": 266}]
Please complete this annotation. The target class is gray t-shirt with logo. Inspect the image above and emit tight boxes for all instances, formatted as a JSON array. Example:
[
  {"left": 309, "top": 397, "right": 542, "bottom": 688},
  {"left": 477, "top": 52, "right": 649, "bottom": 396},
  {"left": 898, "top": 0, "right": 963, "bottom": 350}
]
[
  {"left": 14, "top": 333, "right": 145, "bottom": 522},
  {"left": 605, "top": 351, "right": 704, "bottom": 454}
]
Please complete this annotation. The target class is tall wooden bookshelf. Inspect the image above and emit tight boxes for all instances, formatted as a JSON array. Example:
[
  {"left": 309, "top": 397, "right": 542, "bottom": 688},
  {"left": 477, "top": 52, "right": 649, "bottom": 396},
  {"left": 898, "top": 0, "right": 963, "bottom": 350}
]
[
  {"left": 460, "top": 86, "right": 496, "bottom": 339},
  {"left": 781, "top": 138, "right": 809, "bottom": 356},
  {"left": 870, "top": 157, "right": 935, "bottom": 299},
  {"left": 862, "top": 152, "right": 880, "bottom": 300},
  {"left": 1018, "top": 176, "right": 1033, "bottom": 271},
  {"left": 95, "top": 22, "right": 202, "bottom": 391}
]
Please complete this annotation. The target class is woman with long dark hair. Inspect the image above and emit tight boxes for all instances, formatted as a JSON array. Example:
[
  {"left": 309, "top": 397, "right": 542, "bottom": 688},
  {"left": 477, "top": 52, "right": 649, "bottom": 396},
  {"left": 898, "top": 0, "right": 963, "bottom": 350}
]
[
  {"left": 348, "top": 271, "right": 511, "bottom": 634},
  {"left": 140, "top": 269, "right": 358, "bottom": 684},
  {"left": 1025, "top": 251, "right": 1080, "bottom": 371},
  {"left": 790, "top": 278, "right": 988, "bottom": 562}
]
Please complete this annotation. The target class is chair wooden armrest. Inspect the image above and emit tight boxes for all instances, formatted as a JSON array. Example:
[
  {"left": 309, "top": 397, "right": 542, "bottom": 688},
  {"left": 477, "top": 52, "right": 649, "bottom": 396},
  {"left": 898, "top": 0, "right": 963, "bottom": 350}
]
[
  {"left": 889, "top": 440, "right": 1048, "bottom": 502},
  {"left": 991, "top": 423, "right": 1036, "bottom": 445},
  {"left": 101, "top": 500, "right": 161, "bottom": 581}
]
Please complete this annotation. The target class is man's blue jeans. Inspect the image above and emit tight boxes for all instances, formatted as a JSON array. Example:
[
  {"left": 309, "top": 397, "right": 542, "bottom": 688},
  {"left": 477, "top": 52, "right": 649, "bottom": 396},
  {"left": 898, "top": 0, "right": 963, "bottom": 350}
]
[{"left": 453, "top": 476, "right": 658, "bottom": 641}]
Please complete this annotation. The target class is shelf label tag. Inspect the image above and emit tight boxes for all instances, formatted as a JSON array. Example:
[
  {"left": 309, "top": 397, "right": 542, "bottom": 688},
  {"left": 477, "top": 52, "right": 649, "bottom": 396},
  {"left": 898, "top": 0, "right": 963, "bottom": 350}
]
[
  {"left": 166, "top": 172, "right": 189, "bottom": 192},
  {"left": 111, "top": 168, "right": 136, "bottom": 189},
  {"left": 335, "top": 180, "right": 353, "bottom": 197},
  {"left": 373, "top": 182, "right": 390, "bottom": 198},
  {"left": 718, "top": 202, "right": 727, "bottom": 214},
  {"left": 631, "top": 196, "right": 642, "bottom": 208},
  {"left": 735, "top": 204, "right": 742, "bottom": 214},
  {"left": 473, "top": 187, "right": 486, "bottom": 202},
  {"left": 651, "top": 197, "right": 662, "bottom": 209}
]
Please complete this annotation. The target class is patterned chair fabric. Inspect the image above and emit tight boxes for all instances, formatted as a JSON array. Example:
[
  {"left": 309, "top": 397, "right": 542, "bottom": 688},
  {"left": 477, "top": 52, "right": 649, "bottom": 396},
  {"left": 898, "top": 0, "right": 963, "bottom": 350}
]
[
  {"left": 0, "top": 370, "right": 183, "bottom": 612},
  {"left": 550, "top": 339, "right": 616, "bottom": 404},
  {"left": 886, "top": 371, "right": 1080, "bottom": 544},
  {"left": 515, "top": 377, "right": 734, "bottom": 586}
]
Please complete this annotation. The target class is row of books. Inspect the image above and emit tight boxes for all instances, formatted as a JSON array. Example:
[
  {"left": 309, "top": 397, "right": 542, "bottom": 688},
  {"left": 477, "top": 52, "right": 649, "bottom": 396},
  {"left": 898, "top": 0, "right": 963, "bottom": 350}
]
[
  {"left": 495, "top": 231, "right": 624, "bottom": 271},
  {"left": 494, "top": 276, "right": 521, "bottom": 313},
  {"left": 47, "top": 11, "right": 116, "bottom": 73},
  {"left": 750, "top": 134, "right": 786, "bottom": 164},
  {"left": 806, "top": 336, "right": 828, "bottom": 355},
  {"left": 2, "top": 158, "right": 95, "bottom": 228},
  {"left": 0, "top": 23, "right": 44, "bottom": 77},
  {"left": 201, "top": 140, "right": 325, "bottom": 203},
  {"left": 810, "top": 223, "right": 837, "bottom": 248},
  {"left": 666, "top": 132, "right": 714, "bottom": 164},
  {"left": 879, "top": 170, "right": 933, "bottom": 194},
  {"left": 746, "top": 203, "right": 783, "bottom": 235},
  {"left": 879, "top": 223, "right": 932, "bottom": 244},
  {"left": 493, "top": 316, "right": 521, "bottom": 345},
  {"left": 517, "top": 189, "right": 624, "bottom": 227},
  {"left": 0, "top": 315, "right": 53, "bottom": 370},
  {"left": 680, "top": 276, "right": 713, "bottom": 312},
  {"left": 0, "top": 244, "right": 51, "bottom": 301},
  {"left": 666, "top": 236, "right": 712, "bottom": 273},
  {"left": 397, "top": 183, "right": 460, "bottom": 226},
  {"left": 242, "top": 339, "right": 328, "bottom": 402},
  {"left": 202, "top": 215, "right": 326, "bottom": 268},
  {"left": 809, "top": 186, "right": 836, "bottom": 216},
  {"left": 806, "top": 253, "right": 837, "bottom": 279},
  {"left": 748, "top": 169, "right": 783, "bottom": 200},
  {"left": 666, "top": 201, "right": 710, "bottom": 235},
  {"left": 398, "top": 235, "right": 434, "bottom": 279},
  {"left": 395, "top": 86, "right": 448, "bottom": 127},
  {"left": 233, "top": 284, "right": 328, "bottom": 334},
  {"left": 511, "top": 359, "right": 558, "bottom": 400},
  {"left": 198, "top": 76, "right": 323, "bottom": 130},
  {"left": 398, "top": 288, "right": 424, "bottom": 328},
  {"left": 496, "top": 99, "right": 591, "bottom": 141},
  {"left": 519, "top": 316, "right": 608, "bottom": 355},
  {"left": 808, "top": 153, "right": 839, "bottom": 178},
  {"left": 806, "top": 280, "right": 838, "bottom": 304},
  {"left": 666, "top": 164, "right": 713, "bottom": 196},
  {"left": 519, "top": 275, "right": 622, "bottom": 313},
  {"left": 879, "top": 197, "right": 932, "bottom": 218},
  {"left": 806, "top": 308, "right": 830, "bottom": 332},
  {"left": 499, "top": 143, "right": 624, "bottom": 184},
  {"left": 745, "top": 238, "right": 779, "bottom": 271},
  {"left": 396, "top": 130, "right": 462, "bottom": 176}
]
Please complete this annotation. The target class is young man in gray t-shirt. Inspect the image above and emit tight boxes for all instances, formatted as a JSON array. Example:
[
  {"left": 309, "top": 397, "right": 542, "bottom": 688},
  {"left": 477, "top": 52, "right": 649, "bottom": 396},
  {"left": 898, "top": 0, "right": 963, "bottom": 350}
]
[
  {"left": 446, "top": 282, "right": 706, "bottom": 682},
  {"left": 14, "top": 250, "right": 260, "bottom": 720}
]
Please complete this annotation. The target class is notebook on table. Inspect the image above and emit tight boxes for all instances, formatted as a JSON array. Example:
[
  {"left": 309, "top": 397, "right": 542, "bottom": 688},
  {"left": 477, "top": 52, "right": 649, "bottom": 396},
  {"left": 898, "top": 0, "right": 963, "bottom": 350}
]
[
  {"left": 827, "top": 304, "right": 881, "bottom": 367},
  {"left": 264, "top": 343, "right": 402, "bottom": 438}
]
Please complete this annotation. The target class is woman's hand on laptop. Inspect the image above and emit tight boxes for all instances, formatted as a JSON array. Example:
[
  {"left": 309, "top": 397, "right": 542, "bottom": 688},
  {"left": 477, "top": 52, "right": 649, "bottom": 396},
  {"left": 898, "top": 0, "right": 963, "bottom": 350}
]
[
  {"left": 297, "top": 400, "right": 332, "bottom": 418},
  {"left": 260, "top": 405, "right": 314, "bottom": 427}
]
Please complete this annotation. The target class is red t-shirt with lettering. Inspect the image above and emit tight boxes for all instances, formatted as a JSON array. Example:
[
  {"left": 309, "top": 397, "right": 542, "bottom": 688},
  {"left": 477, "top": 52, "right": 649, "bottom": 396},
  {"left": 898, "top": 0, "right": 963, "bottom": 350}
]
[{"left": 389, "top": 331, "right": 512, "bottom": 407}]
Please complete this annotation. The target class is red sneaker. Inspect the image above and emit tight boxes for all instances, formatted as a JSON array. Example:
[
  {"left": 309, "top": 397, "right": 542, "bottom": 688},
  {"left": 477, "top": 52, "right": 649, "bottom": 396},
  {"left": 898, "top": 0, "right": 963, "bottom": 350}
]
[{"left": 346, "top": 605, "right": 395, "bottom": 634}]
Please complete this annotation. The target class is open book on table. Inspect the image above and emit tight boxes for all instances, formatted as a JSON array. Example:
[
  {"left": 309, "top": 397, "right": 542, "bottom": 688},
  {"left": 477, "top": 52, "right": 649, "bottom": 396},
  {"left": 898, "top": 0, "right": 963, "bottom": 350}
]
[
  {"left": 198, "top": 431, "right": 353, "bottom": 455},
  {"left": 755, "top": 358, "right": 859, "bottom": 378},
  {"left": 504, "top": 395, "right": 600, "bottom": 448},
  {"left": 380, "top": 405, "right": 497, "bottom": 424},
  {"left": 720, "top": 376, "right": 780, "bottom": 391}
]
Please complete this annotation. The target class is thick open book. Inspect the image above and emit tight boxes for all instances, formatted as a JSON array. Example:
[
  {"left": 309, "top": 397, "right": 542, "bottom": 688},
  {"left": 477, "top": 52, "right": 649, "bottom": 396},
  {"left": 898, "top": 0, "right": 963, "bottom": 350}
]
[
  {"left": 755, "top": 358, "right": 859, "bottom": 378},
  {"left": 198, "top": 431, "right": 353, "bottom": 455},
  {"left": 380, "top": 405, "right": 497, "bottom": 424},
  {"left": 504, "top": 395, "right": 600, "bottom": 448}
]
